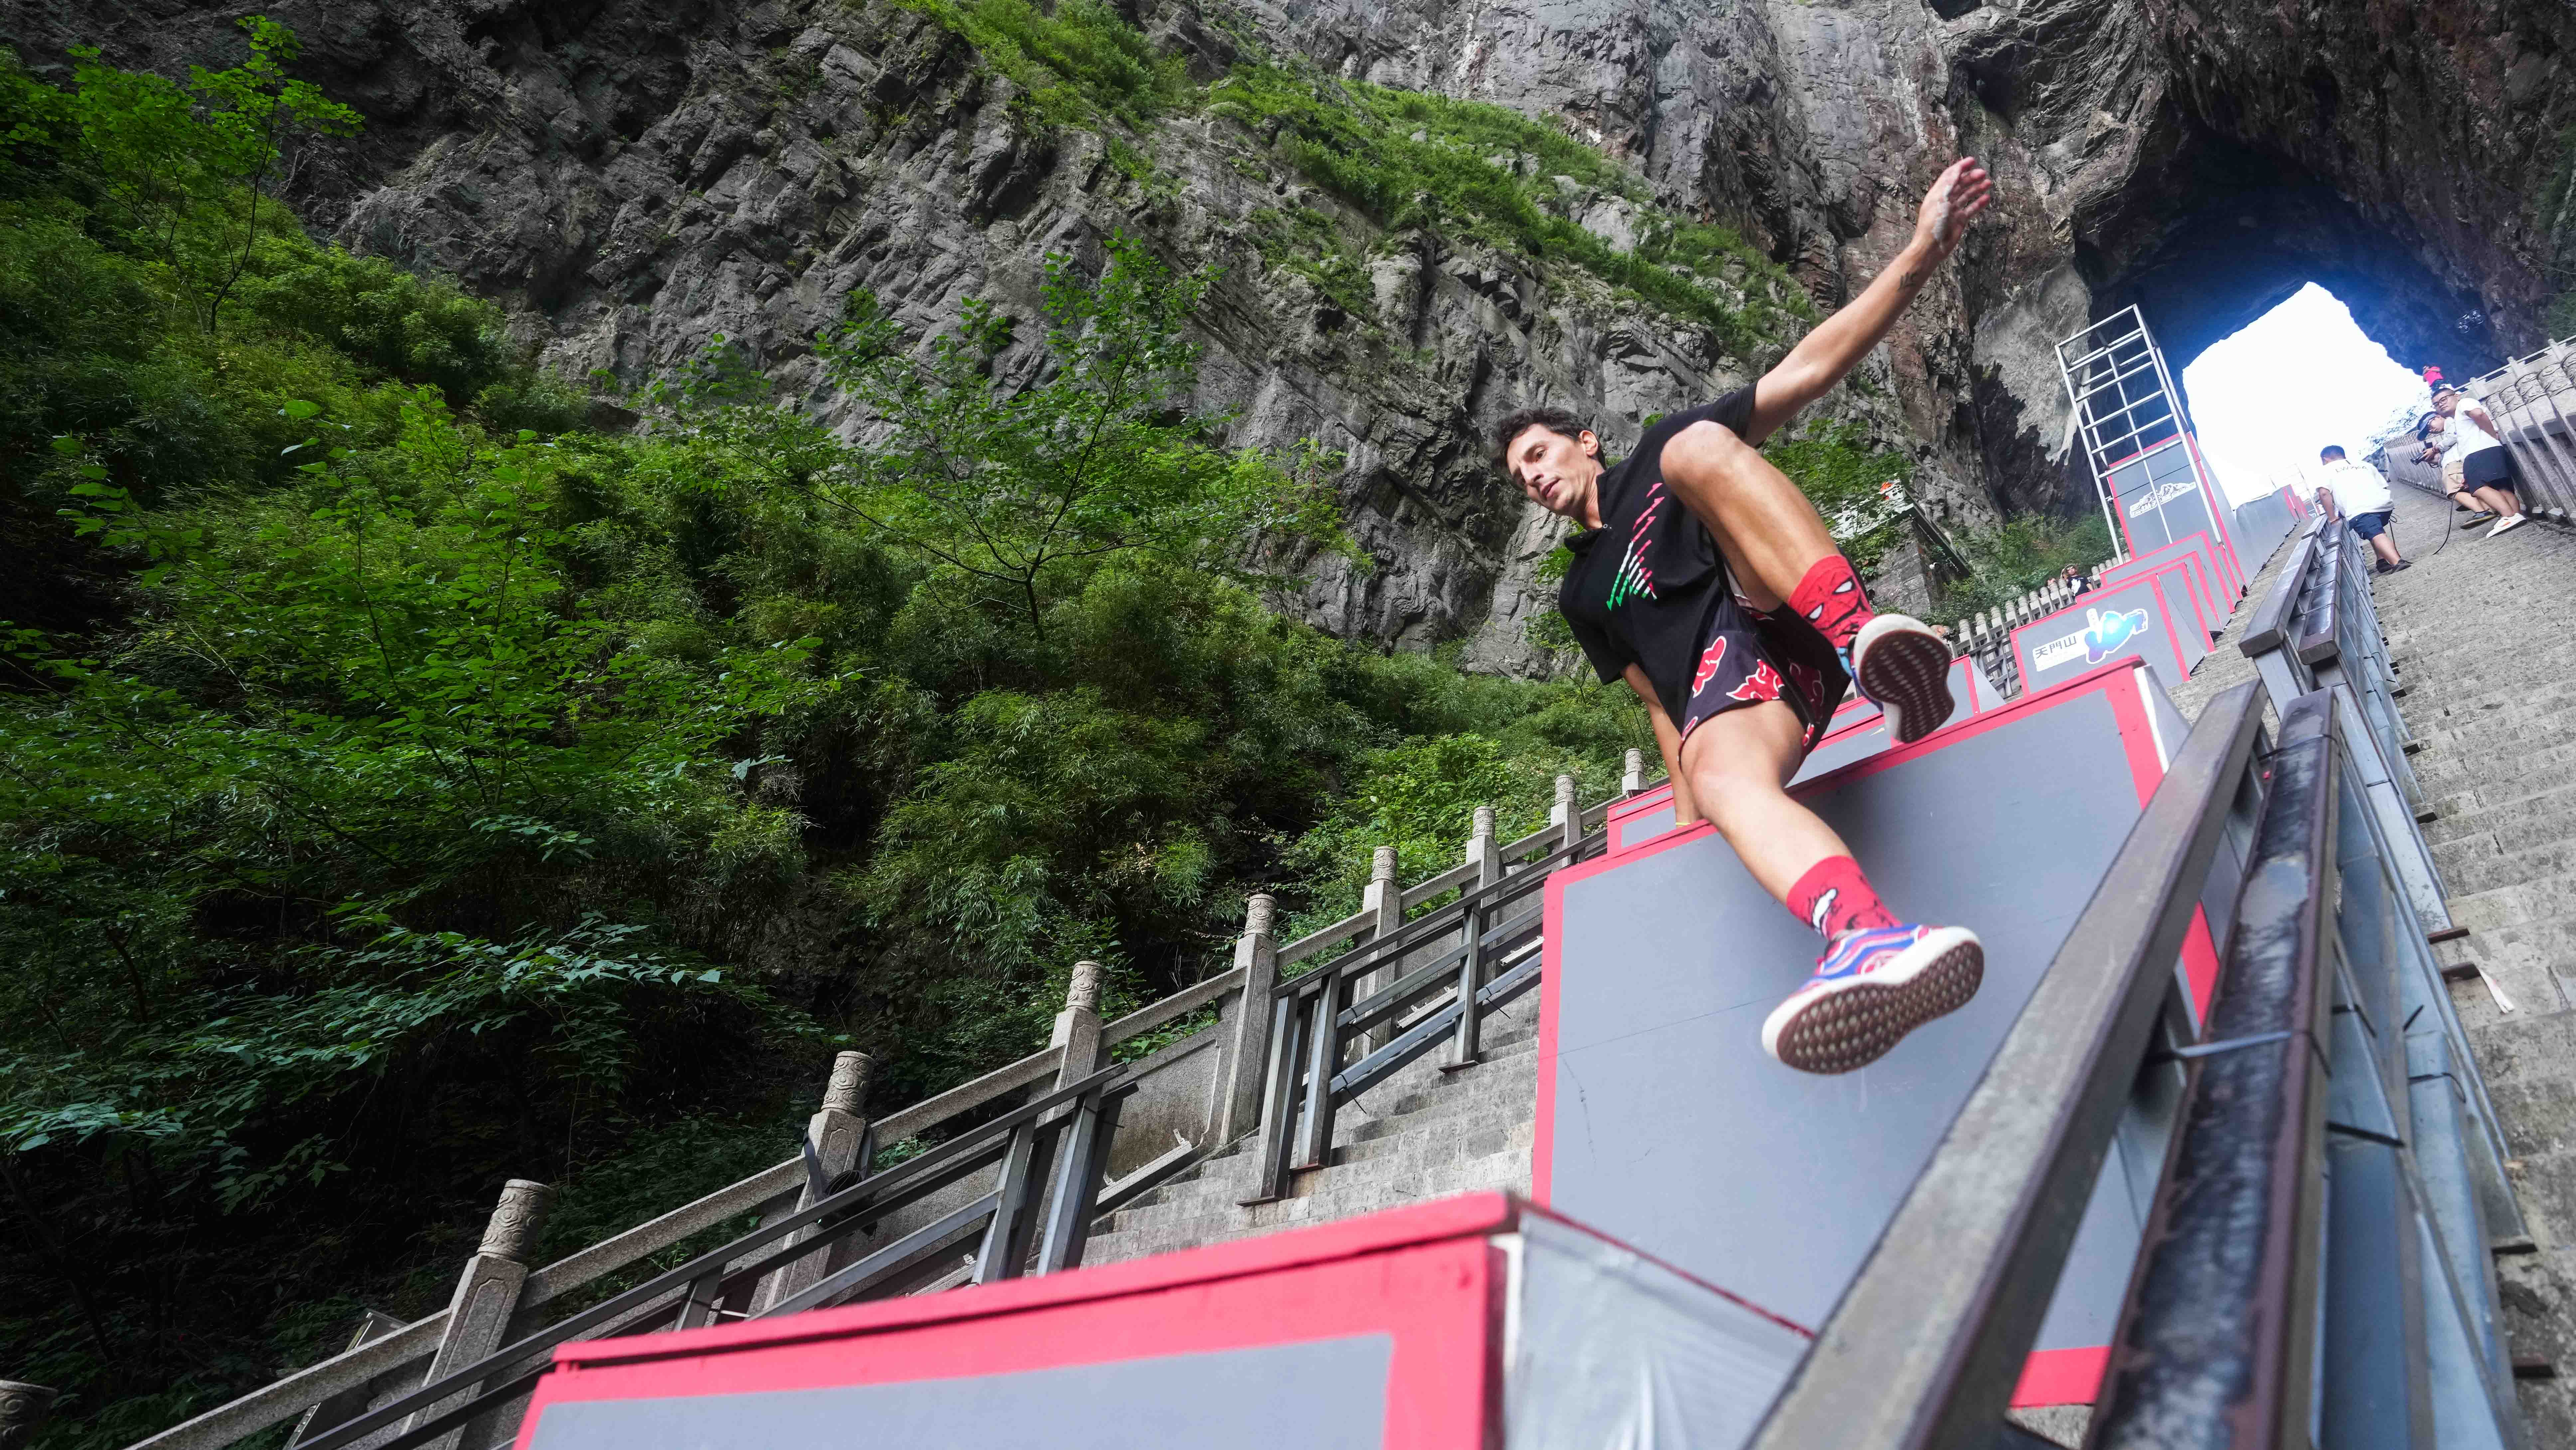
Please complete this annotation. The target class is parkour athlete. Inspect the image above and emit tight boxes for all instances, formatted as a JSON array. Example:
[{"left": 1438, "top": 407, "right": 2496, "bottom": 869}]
[{"left": 1497, "top": 157, "right": 1994, "bottom": 1075}]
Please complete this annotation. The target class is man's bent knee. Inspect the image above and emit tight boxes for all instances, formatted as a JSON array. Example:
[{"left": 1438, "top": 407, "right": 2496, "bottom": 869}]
[{"left": 1660, "top": 420, "right": 1756, "bottom": 490}]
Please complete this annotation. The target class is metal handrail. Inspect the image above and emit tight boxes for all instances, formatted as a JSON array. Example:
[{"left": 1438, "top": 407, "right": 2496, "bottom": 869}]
[
  {"left": 1745, "top": 681, "right": 2267, "bottom": 1450},
  {"left": 1247, "top": 827, "right": 1599, "bottom": 1201},
  {"left": 2090, "top": 690, "right": 2338, "bottom": 1446}
]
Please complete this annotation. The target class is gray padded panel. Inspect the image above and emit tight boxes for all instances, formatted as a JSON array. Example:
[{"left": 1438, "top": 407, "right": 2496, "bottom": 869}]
[
  {"left": 2013, "top": 581, "right": 2186, "bottom": 696},
  {"left": 525, "top": 1335, "right": 1395, "bottom": 1449},
  {"left": 2110, "top": 441, "right": 2224, "bottom": 559},
  {"left": 1546, "top": 691, "right": 2158, "bottom": 1343}
]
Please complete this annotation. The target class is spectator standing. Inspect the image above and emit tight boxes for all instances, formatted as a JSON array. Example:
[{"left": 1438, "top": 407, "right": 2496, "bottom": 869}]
[
  {"left": 2429, "top": 384, "right": 2528, "bottom": 538},
  {"left": 2312, "top": 446, "right": 2408, "bottom": 573}
]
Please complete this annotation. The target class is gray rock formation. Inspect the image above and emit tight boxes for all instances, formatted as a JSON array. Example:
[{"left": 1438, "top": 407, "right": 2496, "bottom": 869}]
[{"left": 9, "top": 0, "right": 2567, "bottom": 667}]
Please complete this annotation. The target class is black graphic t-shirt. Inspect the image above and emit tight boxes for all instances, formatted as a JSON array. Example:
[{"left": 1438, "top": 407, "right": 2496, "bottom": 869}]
[{"left": 1558, "top": 388, "right": 1756, "bottom": 722}]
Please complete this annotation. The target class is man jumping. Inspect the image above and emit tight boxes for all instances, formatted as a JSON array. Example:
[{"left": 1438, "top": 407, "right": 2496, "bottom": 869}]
[{"left": 1498, "top": 157, "right": 1994, "bottom": 1075}]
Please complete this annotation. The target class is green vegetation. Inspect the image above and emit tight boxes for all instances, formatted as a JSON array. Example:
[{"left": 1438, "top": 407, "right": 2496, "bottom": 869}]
[
  {"left": 0, "top": 32, "right": 1648, "bottom": 1443},
  {"left": 1764, "top": 419, "right": 1915, "bottom": 573},
  {"left": 881, "top": 0, "right": 1811, "bottom": 349},
  {"left": 1930, "top": 511, "right": 2116, "bottom": 623},
  {"left": 2539, "top": 123, "right": 2576, "bottom": 338},
  {"left": 1209, "top": 66, "right": 1813, "bottom": 349}
]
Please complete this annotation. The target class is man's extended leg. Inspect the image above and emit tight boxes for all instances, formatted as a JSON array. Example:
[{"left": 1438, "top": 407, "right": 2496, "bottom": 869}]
[
  {"left": 1678, "top": 700, "right": 1984, "bottom": 1074},
  {"left": 1658, "top": 420, "right": 1958, "bottom": 743},
  {"left": 2474, "top": 484, "right": 2523, "bottom": 520}
]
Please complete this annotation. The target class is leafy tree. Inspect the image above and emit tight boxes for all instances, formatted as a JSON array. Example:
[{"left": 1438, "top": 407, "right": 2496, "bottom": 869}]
[
  {"left": 68, "top": 16, "right": 361, "bottom": 332},
  {"left": 812, "top": 236, "right": 1354, "bottom": 634}
]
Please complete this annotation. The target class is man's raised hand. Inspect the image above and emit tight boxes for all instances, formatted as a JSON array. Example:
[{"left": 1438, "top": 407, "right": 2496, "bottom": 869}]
[{"left": 1914, "top": 157, "right": 1995, "bottom": 260}]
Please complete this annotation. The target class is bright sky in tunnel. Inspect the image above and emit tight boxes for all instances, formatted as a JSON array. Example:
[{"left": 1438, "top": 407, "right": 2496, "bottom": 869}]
[{"left": 2179, "top": 283, "right": 2432, "bottom": 508}]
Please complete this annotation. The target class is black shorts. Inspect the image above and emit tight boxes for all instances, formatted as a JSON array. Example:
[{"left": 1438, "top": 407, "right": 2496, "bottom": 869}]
[
  {"left": 2464, "top": 447, "right": 2515, "bottom": 491},
  {"left": 1676, "top": 592, "right": 1851, "bottom": 755}
]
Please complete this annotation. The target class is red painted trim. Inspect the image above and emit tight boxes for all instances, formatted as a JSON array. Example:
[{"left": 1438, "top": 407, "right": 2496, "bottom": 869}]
[
  {"left": 517, "top": 1233, "right": 1501, "bottom": 1450},
  {"left": 2182, "top": 434, "right": 2246, "bottom": 588},
  {"left": 545, "top": 1192, "right": 1526, "bottom": 1372},
  {"left": 2012, "top": 1345, "right": 2110, "bottom": 1407},
  {"left": 1534, "top": 869, "right": 1565, "bottom": 1204},
  {"left": 2146, "top": 560, "right": 2217, "bottom": 646},
  {"left": 2093, "top": 433, "right": 2189, "bottom": 477}
]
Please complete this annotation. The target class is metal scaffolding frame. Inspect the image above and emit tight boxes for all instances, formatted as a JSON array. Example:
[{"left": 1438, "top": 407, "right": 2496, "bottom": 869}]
[{"left": 2055, "top": 306, "right": 2199, "bottom": 565}]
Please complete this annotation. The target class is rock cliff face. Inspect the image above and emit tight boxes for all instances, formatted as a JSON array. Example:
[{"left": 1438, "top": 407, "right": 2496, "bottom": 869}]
[{"left": 9, "top": 0, "right": 2569, "bottom": 667}]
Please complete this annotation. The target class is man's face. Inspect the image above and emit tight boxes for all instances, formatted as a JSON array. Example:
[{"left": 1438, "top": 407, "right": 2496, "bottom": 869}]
[
  {"left": 1505, "top": 424, "right": 1603, "bottom": 519},
  {"left": 2433, "top": 390, "right": 2460, "bottom": 416}
]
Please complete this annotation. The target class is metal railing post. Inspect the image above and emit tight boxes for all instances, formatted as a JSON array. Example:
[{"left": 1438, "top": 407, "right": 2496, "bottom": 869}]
[{"left": 401, "top": 1179, "right": 555, "bottom": 1450}]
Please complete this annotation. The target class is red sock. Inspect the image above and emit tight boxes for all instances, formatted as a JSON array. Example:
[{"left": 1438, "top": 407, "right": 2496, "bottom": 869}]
[
  {"left": 1786, "top": 856, "right": 1897, "bottom": 941},
  {"left": 1788, "top": 556, "right": 1874, "bottom": 651}
]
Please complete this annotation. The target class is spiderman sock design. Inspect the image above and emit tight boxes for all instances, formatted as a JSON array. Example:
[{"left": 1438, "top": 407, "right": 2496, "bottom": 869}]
[
  {"left": 1786, "top": 856, "right": 1898, "bottom": 944},
  {"left": 1788, "top": 556, "right": 1874, "bottom": 653}
]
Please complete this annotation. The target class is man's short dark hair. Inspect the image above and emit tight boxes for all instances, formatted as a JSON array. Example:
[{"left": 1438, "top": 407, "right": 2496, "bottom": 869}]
[
  {"left": 2320, "top": 445, "right": 2346, "bottom": 461},
  {"left": 1493, "top": 407, "right": 1589, "bottom": 479}
]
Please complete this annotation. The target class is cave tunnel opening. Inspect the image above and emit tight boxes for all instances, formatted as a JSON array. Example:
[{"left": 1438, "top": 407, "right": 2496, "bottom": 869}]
[
  {"left": 2070, "top": 131, "right": 2501, "bottom": 513},
  {"left": 2179, "top": 283, "right": 2431, "bottom": 508}
]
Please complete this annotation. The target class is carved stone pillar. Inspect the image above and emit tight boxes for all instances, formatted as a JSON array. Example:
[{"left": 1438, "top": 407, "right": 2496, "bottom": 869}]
[
  {"left": 751, "top": 1050, "right": 876, "bottom": 1314},
  {"left": 1217, "top": 894, "right": 1279, "bottom": 1142},
  {"left": 1621, "top": 748, "right": 1645, "bottom": 795},
  {"left": 0, "top": 1382, "right": 57, "bottom": 1450},
  {"left": 405, "top": 1180, "right": 554, "bottom": 1450},
  {"left": 1051, "top": 960, "right": 1108, "bottom": 1087},
  {"left": 1551, "top": 774, "right": 1581, "bottom": 851},
  {"left": 1357, "top": 847, "right": 1402, "bottom": 1052},
  {"left": 1467, "top": 805, "right": 1502, "bottom": 890}
]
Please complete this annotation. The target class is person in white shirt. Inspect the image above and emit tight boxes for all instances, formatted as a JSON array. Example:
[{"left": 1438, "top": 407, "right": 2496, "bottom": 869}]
[
  {"left": 2313, "top": 446, "right": 2409, "bottom": 573},
  {"left": 2426, "top": 384, "right": 2528, "bottom": 538}
]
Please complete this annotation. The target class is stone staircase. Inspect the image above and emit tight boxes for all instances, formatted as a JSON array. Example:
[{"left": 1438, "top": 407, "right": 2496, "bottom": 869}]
[
  {"left": 2360, "top": 487, "right": 2576, "bottom": 1443},
  {"left": 1083, "top": 995, "right": 1542, "bottom": 1267}
]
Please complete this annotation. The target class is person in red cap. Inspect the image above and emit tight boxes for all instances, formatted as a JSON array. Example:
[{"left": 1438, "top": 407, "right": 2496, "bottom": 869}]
[{"left": 1495, "top": 158, "right": 1994, "bottom": 1075}]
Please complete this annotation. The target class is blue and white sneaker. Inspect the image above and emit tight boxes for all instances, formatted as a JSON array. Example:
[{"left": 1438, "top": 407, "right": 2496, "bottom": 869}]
[
  {"left": 1848, "top": 615, "right": 1957, "bottom": 745},
  {"left": 1760, "top": 924, "right": 1984, "bottom": 1074}
]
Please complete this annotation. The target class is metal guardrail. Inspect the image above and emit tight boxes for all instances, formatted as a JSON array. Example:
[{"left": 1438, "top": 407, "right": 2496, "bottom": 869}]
[
  {"left": 1245, "top": 818, "right": 1591, "bottom": 1204},
  {"left": 1750, "top": 681, "right": 2528, "bottom": 1449},
  {"left": 1749, "top": 511, "right": 2532, "bottom": 1446}
]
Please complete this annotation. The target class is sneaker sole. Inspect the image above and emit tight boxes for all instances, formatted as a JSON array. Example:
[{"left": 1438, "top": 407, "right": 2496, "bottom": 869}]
[
  {"left": 1762, "top": 933, "right": 1985, "bottom": 1075},
  {"left": 1852, "top": 616, "right": 1956, "bottom": 746}
]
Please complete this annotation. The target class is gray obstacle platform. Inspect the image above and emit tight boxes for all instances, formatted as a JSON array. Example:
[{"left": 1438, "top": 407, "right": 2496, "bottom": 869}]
[
  {"left": 1540, "top": 663, "right": 2235, "bottom": 1401},
  {"left": 525, "top": 1338, "right": 1394, "bottom": 1449},
  {"left": 2107, "top": 437, "right": 2244, "bottom": 593},
  {"left": 1606, "top": 656, "right": 2008, "bottom": 855},
  {"left": 2099, "top": 533, "right": 2228, "bottom": 634},
  {"left": 2010, "top": 577, "right": 2203, "bottom": 697},
  {"left": 2231, "top": 484, "right": 2301, "bottom": 566},
  {"left": 2112, "top": 558, "right": 2218, "bottom": 653},
  {"left": 1792, "top": 655, "right": 2009, "bottom": 787}
]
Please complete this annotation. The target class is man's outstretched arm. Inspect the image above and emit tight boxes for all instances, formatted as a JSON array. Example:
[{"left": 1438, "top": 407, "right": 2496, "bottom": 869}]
[{"left": 1743, "top": 157, "right": 1994, "bottom": 446}]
